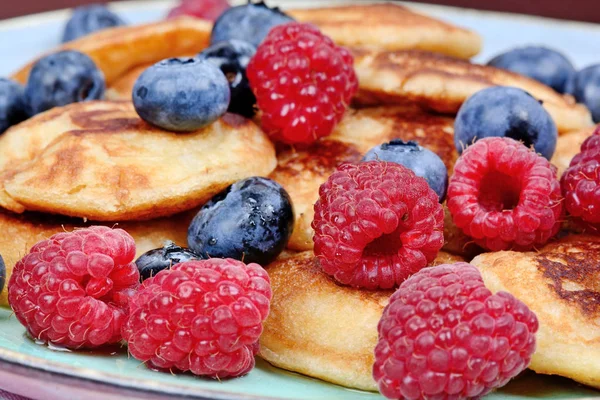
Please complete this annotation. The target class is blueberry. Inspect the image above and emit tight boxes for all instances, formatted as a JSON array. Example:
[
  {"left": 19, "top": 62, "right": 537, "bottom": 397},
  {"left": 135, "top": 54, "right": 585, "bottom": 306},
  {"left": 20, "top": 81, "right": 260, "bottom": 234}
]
[
  {"left": 566, "top": 65, "right": 600, "bottom": 123},
  {"left": 211, "top": 2, "right": 294, "bottom": 48},
  {"left": 25, "top": 50, "right": 105, "bottom": 116},
  {"left": 63, "top": 4, "right": 126, "bottom": 43},
  {"left": 454, "top": 86, "right": 557, "bottom": 160},
  {"left": 188, "top": 177, "right": 294, "bottom": 266},
  {"left": 363, "top": 140, "right": 448, "bottom": 202},
  {"left": 133, "top": 57, "right": 230, "bottom": 132},
  {"left": 487, "top": 46, "right": 575, "bottom": 93},
  {"left": 135, "top": 242, "right": 202, "bottom": 281},
  {"left": 0, "top": 253, "right": 4, "bottom": 293},
  {"left": 0, "top": 78, "right": 28, "bottom": 134},
  {"left": 198, "top": 40, "right": 257, "bottom": 117}
]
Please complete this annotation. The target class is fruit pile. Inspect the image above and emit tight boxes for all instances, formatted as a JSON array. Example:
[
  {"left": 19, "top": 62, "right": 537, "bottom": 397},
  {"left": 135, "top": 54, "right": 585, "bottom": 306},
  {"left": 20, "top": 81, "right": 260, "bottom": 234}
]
[{"left": 2, "top": 0, "right": 600, "bottom": 399}]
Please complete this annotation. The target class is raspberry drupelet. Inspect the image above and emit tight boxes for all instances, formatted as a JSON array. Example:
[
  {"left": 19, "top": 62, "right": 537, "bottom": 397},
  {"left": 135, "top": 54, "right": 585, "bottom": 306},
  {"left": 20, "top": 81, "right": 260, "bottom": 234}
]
[
  {"left": 561, "top": 126, "right": 600, "bottom": 229},
  {"left": 8, "top": 226, "right": 140, "bottom": 349},
  {"left": 247, "top": 22, "right": 358, "bottom": 145},
  {"left": 447, "top": 137, "right": 563, "bottom": 251},
  {"left": 312, "top": 161, "right": 444, "bottom": 290},
  {"left": 122, "top": 258, "right": 271, "bottom": 379},
  {"left": 373, "top": 262, "right": 538, "bottom": 400}
]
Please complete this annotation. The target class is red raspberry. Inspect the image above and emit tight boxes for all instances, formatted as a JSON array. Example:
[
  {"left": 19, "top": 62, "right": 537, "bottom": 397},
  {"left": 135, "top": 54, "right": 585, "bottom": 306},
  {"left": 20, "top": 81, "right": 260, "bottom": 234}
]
[
  {"left": 8, "top": 226, "right": 139, "bottom": 349},
  {"left": 122, "top": 258, "right": 271, "bottom": 379},
  {"left": 447, "top": 137, "right": 563, "bottom": 252},
  {"left": 167, "top": 0, "right": 230, "bottom": 20},
  {"left": 247, "top": 22, "right": 358, "bottom": 145},
  {"left": 373, "top": 262, "right": 538, "bottom": 400},
  {"left": 561, "top": 127, "right": 600, "bottom": 227},
  {"left": 312, "top": 161, "right": 444, "bottom": 290}
]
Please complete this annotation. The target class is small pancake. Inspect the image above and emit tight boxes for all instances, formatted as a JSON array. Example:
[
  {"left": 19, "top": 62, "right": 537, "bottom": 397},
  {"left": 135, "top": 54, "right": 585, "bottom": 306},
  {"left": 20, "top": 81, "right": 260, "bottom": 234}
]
[
  {"left": 269, "top": 106, "right": 458, "bottom": 252},
  {"left": 259, "top": 250, "right": 465, "bottom": 391},
  {"left": 0, "top": 208, "right": 195, "bottom": 307},
  {"left": 551, "top": 126, "right": 597, "bottom": 177},
  {"left": 0, "top": 101, "right": 276, "bottom": 220},
  {"left": 352, "top": 49, "right": 593, "bottom": 134},
  {"left": 471, "top": 235, "right": 600, "bottom": 388},
  {"left": 11, "top": 17, "right": 211, "bottom": 86},
  {"left": 288, "top": 3, "right": 481, "bottom": 59}
]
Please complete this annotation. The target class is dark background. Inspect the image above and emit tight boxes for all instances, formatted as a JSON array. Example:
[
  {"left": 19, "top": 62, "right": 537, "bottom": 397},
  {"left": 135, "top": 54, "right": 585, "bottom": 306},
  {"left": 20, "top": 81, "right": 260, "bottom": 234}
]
[{"left": 1, "top": 0, "right": 600, "bottom": 23}]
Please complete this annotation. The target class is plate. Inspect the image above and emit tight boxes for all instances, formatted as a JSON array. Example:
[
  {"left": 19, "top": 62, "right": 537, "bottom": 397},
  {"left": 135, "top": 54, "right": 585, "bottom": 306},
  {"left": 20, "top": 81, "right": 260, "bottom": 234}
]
[{"left": 1, "top": 1, "right": 600, "bottom": 399}]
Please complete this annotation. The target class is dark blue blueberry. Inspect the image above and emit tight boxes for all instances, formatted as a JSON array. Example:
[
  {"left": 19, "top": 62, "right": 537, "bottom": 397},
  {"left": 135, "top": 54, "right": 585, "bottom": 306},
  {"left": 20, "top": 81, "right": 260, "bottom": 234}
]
[
  {"left": 133, "top": 57, "right": 230, "bottom": 132},
  {"left": 0, "top": 253, "right": 4, "bottom": 294},
  {"left": 0, "top": 78, "right": 29, "bottom": 134},
  {"left": 62, "top": 4, "right": 126, "bottom": 43},
  {"left": 566, "top": 64, "right": 600, "bottom": 123},
  {"left": 188, "top": 177, "right": 294, "bottom": 266},
  {"left": 454, "top": 86, "right": 557, "bottom": 160},
  {"left": 363, "top": 140, "right": 448, "bottom": 202},
  {"left": 487, "top": 46, "right": 575, "bottom": 93},
  {"left": 211, "top": 2, "right": 294, "bottom": 48},
  {"left": 135, "top": 242, "right": 202, "bottom": 281},
  {"left": 198, "top": 40, "right": 257, "bottom": 118},
  {"left": 25, "top": 50, "right": 105, "bottom": 116}
]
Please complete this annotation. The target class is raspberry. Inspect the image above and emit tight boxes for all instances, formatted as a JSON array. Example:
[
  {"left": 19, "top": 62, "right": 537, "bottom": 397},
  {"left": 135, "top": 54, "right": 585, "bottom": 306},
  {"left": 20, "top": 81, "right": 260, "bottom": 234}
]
[
  {"left": 373, "top": 262, "right": 538, "bottom": 400},
  {"left": 561, "top": 127, "right": 600, "bottom": 227},
  {"left": 247, "top": 22, "right": 358, "bottom": 145},
  {"left": 312, "top": 161, "right": 444, "bottom": 290},
  {"left": 167, "top": 0, "right": 230, "bottom": 21},
  {"left": 447, "top": 137, "right": 563, "bottom": 251},
  {"left": 122, "top": 258, "right": 271, "bottom": 379},
  {"left": 8, "top": 226, "right": 139, "bottom": 349}
]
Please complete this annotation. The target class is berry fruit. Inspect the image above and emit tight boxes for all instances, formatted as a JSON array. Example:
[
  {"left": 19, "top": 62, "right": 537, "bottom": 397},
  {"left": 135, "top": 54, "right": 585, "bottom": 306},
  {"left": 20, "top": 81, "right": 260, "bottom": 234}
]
[
  {"left": 198, "top": 40, "right": 257, "bottom": 118},
  {"left": 167, "top": 0, "right": 230, "bottom": 21},
  {"left": 135, "top": 242, "right": 202, "bottom": 281},
  {"left": 454, "top": 86, "right": 557, "bottom": 160},
  {"left": 210, "top": 2, "right": 294, "bottom": 48},
  {"left": 62, "top": 4, "right": 126, "bottom": 43},
  {"left": 487, "top": 46, "right": 575, "bottom": 93},
  {"left": 188, "top": 177, "right": 294, "bottom": 266},
  {"left": 447, "top": 137, "right": 563, "bottom": 252},
  {"left": 247, "top": 23, "right": 358, "bottom": 145},
  {"left": 0, "top": 78, "right": 29, "bottom": 134},
  {"left": 363, "top": 139, "right": 448, "bottom": 202},
  {"left": 0, "top": 253, "right": 5, "bottom": 294},
  {"left": 312, "top": 161, "right": 444, "bottom": 290},
  {"left": 374, "top": 262, "right": 538, "bottom": 400},
  {"left": 122, "top": 259, "right": 271, "bottom": 379},
  {"left": 25, "top": 50, "right": 105, "bottom": 116},
  {"left": 566, "top": 64, "right": 600, "bottom": 123},
  {"left": 561, "top": 126, "right": 600, "bottom": 227},
  {"left": 8, "top": 226, "right": 139, "bottom": 349},
  {"left": 132, "top": 57, "right": 230, "bottom": 132}
]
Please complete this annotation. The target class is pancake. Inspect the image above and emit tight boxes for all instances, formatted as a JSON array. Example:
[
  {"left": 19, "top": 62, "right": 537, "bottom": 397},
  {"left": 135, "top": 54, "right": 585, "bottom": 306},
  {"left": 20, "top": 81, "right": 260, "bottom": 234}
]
[
  {"left": 268, "top": 106, "right": 460, "bottom": 252},
  {"left": 0, "top": 208, "right": 195, "bottom": 307},
  {"left": 259, "top": 250, "right": 465, "bottom": 391},
  {"left": 106, "top": 63, "right": 154, "bottom": 100},
  {"left": 471, "top": 235, "right": 600, "bottom": 388},
  {"left": 352, "top": 49, "right": 593, "bottom": 134},
  {"left": 0, "top": 101, "right": 276, "bottom": 220},
  {"left": 551, "top": 126, "right": 596, "bottom": 177},
  {"left": 288, "top": 3, "right": 481, "bottom": 59},
  {"left": 11, "top": 17, "right": 211, "bottom": 87}
]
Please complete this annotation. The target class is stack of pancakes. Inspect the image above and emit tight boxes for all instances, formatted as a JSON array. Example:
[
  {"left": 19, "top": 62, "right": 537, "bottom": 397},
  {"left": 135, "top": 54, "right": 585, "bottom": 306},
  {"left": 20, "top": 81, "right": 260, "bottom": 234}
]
[{"left": 3, "top": 2, "right": 600, "bottom": 393}]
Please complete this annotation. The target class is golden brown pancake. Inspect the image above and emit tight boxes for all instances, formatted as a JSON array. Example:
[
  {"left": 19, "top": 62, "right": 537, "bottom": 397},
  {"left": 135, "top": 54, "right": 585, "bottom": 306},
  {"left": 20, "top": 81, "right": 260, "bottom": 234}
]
[
  {"left": 269, "top": 106, "right": 459, "bottom": 252},
  {"left": 0, "top": 101, "right": 276, "bottom": 220},
  {"left": 352, "top": 49, "right": 593, "bottom": 134},
  {"left": 471, "top": 235, "right": 600, "bottom": 389},
  {"left": 106, "top": 64, "right": 153, "bottom": 100},
  {"left": 259, "top": 250, "right": 465, "bottom": 391},
  {"left": 0, "top": 208, "right": 195, "bottom": 306},
  {"left": 11, "top": 17, "right": 211, "bottom": 86},
  {"left": 551, "top": 126, "right": 596, "bottom": 177},
  {"left": 288, "top": 3, "right": 481, "bottom": 59}
]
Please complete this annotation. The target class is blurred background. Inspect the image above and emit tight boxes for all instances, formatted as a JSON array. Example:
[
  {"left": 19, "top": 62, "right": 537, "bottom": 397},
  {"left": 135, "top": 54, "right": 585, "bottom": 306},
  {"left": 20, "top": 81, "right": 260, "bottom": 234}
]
[{"left": 1, "top": 0, "right": 599, "bottom": 23}]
